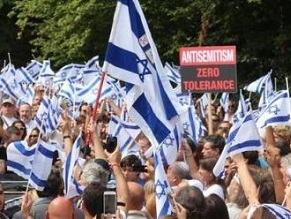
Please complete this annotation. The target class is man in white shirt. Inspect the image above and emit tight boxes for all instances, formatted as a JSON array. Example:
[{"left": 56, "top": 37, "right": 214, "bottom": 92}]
[{"left": 18, "top": 103, "right": 36, "bottom": 134}]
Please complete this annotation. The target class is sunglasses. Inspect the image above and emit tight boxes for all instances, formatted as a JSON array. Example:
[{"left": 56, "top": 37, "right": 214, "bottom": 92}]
[
  {"left": 29, "top": 135, "right": 38, "bottom": 138},
  {"left": 3, "top": 103, "right": 13, "bottom": 107}
]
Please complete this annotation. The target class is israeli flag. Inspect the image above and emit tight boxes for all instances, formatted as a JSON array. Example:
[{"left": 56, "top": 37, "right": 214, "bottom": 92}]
[
  {"left": 15, "top": 67, "right": 35, "bottom": 84},
  {"left": 154, "top": 151, "right": 173, "bottom": 218},
  {"left": 102, "top": 0, "right": 184, "bottom": 146},
  {"left": 213, "top": 111, "right": 263, "bottom": 178},
  {"left": 35, "top": 95, "right": 61, "bottom": 135},
  {"left": 164, "top": 62, "right": 181, "bottom": 84},
  {"left": 256, "top": 90, "right": 291, "bottom": 129},
  {"left": 199, "top": 93, "right": 208, "bottom": 118},
  {"left": 220, "top": 92, "right": 229, "bottom": 113},
  {"left": 64, "top": 133, "right": 83, "bottom": 199},
  {"left": 233, "top": 91, "right": 249, "bottom": 123},
  {"left": 85, "top": 55, "right": 101, "bottom": 70},
  {"left": 158, "top": 125, "right": 182, "bottom": 167},
  {"left": 0, "top": 64, "right": 18, "bottom": 100},
  {"left": 247, "top": 204, "right": 291, "bottom": 219},
  {"left": 108, "top": 114, "right": 141, "bottom": 156},
  {"left": 54, "top": 63, "right": 84, "bottom": 85},
  {"left": 180, "top": 106, "right": 200, "bottom": 144},
  {"left": 244, "top": 70, "right": 272, "bottom": 93},
  {"left": 29, "top": 139, "right": 55, "bottom": 191},
  {"left": 37, "top": 60, "right": 55, "bottom": 88},
  {"left": 25, "top": 60, "right": 42, "bottom": 80},
  {"left": 7, "top": 141, "right": 36, "bottom": 179}
]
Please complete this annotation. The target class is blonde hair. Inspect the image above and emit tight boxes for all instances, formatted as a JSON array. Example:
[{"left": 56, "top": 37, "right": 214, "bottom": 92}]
[{"left": 273, "top": 125, "right": 291, "bottom": 142}]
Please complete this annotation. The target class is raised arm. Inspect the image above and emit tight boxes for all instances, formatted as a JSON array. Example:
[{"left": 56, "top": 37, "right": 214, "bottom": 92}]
[
  {"left": 232, "top": 153, "right": 259, "bottom": 205},
  {"left": 88, "top": 118, "right": 107, "bottom": 160},
  {"left": 59, "top": 111, "right": 73, "bottom": 156},
  {"left": 105, "top": 146, "right": 129, "bottom": 215},
  {"left": 180, "top": 139, "right": 199, "bottom": 180}
]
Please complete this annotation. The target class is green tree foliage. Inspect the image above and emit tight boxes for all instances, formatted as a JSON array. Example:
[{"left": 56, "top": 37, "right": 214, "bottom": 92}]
[
  {"left": 0, "top": 0, "right": 31, "bottom": 67},
  {"left": 9, "top": 0, "right": 115, "bottom": 68},
  {"left": 4, "top": 0, "right": 291, "bottom": 90}
]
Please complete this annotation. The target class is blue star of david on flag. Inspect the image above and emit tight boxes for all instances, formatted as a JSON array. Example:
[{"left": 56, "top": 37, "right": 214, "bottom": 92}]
[
  {"left": 111, "top": 93, "right": 117, "bottom": 101},
  {"left": 41, "top": 112, "right": 48, "bottom": 120},
  {"left": 268, "top": 105, "right": 280, "bottom": 115},
  {"left": 155, "top": 179, "right": 167, "bottom": 199},
  {"left": 183, "top": 122, "right": 190, "bottom": 131},
  {"left": 179, "top": 98, "right": 188, "bottom": 106},
  {"left": 162, "top": 135, "right": 174, "bottom": 147},
  {"left": 136, "top": 57, "right": 151, "bottom": 82},
  {"left": 61, "top": 72, "right": 67, "bottom": 78}
]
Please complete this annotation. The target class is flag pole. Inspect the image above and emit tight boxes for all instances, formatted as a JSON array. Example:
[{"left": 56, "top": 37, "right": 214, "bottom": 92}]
[
  {"left": 207, "top": 93, "right": 213, "bottom": 135},
  {"left": 7, "top": 53, "right": 11, "bottom": 63},
  {"left": 286, "top": 77, "right": 289, "bottom": 93},
  {"left": 85, "top": 72, "right": 106, "bottom": 145}
]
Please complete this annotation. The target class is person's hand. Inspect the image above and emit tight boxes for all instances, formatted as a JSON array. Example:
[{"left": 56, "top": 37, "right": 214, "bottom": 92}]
[
  {"left": 179, "top": 139, "right": 192, "bottom": 155},
  {"left": 231, "top": 153, "right": 246, "bottom": 166},
  {"left": 284, "top": 181, "right": 291, "bottom": 207},
  {"left": 239, "top": 204, "right": 252, "bottom": 219},
  {"left": 264, "top": 146, "right": 281, "bottom": 168},
  {"left": 59, "top": 111, "right": 73, "bottom": 135},
  {"left": 175, "top": 202, "right": 187, "bottom": 219},
  {"left": 87, "top": 118, "right": 98, "bottom": 136},
  {"left": 101, "top": 209, "right": 123, "bottom": 219},
  {"left": 21, "top": 193, "right": 33, "bottom": 219},
  {"left": 104, "top": 145, "right": 121, "bottom": 165}
]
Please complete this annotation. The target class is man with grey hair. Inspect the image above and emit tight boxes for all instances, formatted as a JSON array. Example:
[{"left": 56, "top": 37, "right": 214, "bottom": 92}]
[
  {"left": 79, "top": 159, "right": 110, "bottom": 187},
  {"left": 166, "top": 161, "right": 192, "bottom": 188}
]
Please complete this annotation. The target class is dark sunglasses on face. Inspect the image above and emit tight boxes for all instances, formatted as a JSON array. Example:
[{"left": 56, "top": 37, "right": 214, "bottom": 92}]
[
  {"left": 29, "top": 135, "right": 38, "bottom": 138},
  {"left": 3, "top": 103, "right": 13, "bottom": 107}
]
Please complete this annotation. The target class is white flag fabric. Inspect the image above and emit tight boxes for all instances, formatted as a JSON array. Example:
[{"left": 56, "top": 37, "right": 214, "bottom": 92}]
[
  {"left": 256, "top": 90, "right": 291, "bottom": 129},
  {"left": 54, "top": 63, "right": 84, "bottom": 85},
  {"left": 37, "top": 60, "right": 55, "bottom": 88},
  {"left": 25, "top": 60, "right": 42, "bottom": 80},
  {"left": 164, "top": 62, "right": 181, "bottom": 84},
  {"left": 244, "top": 70, "right": 272, "bottom": 93},
  {"left": 108, "top": 114, "right": 141, "bottom": 156},
  {"left": 220, "top": 92, "right": 229, "bottom": 113},
  {"left": 35, "top": 95, "right": 61, "bottom": 135},
  {"left": 85, "top": 55, "right": 101, "bottom": 70},
  {"left": 247, "top": 204, "right": 291, "bottom": 219},
  {"left": 180, "top": 105, "right": 206, "bottom": 144},
  {"left": 102, "top": 0, "right": 184, "bottom": 146},
  {"left": 233, "top": 91, "right": 249, "bottom": 123},
  {"left": 0, "top": 64, "right": 19, "bottom": 100},
  {"left": 29, "top": 139, "right": 55, "bottom": 191},
  {"left": 7, "top": 141, "right": 36, "bottom": 179},
  {"left": 16, "top": 67, "right": 35, "bottom": 84},
  {"left": 213, "top": 111, "right": 263, "bottom": 178},
  {"left": 154, "top": 151, "right": 173, "bottom": 218},
  {"left": 63, "top": 133, "right": 83, "bottom": 199},
  {"left": 199, "top": 93, "right": 208, "bottom": 118},
  {"left": 158, "top": 125, "right": 182, "bottom": 167}
]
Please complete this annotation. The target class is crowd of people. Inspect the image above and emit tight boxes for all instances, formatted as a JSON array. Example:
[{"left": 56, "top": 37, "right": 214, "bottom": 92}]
[{"left": 0, "top": 86, "right": 291, "bottom": 219}]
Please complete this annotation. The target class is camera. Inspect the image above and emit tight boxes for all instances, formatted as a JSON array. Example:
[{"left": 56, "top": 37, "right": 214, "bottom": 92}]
[
  {"left": 131, "top": 164, "right": 148, "bottom": 173},
  {"left": 106, "top": 136, "right": 117, "bottom": 153},
  {"left": 81, "top": 145, "right": 91, "bottom": 158}
]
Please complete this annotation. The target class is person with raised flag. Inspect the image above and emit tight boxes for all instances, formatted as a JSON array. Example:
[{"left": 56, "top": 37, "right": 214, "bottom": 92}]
[
  {"left": 256, "top": 90, "right": 291, "bottom": 129},
  {"left": 102, "top": 0, "right": 185, "bottom": 148}
]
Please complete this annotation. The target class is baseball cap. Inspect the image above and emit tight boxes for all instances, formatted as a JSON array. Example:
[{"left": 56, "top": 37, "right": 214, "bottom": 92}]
[{"left": 2, "top": 97, "right": 16, "bottom": 105}]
